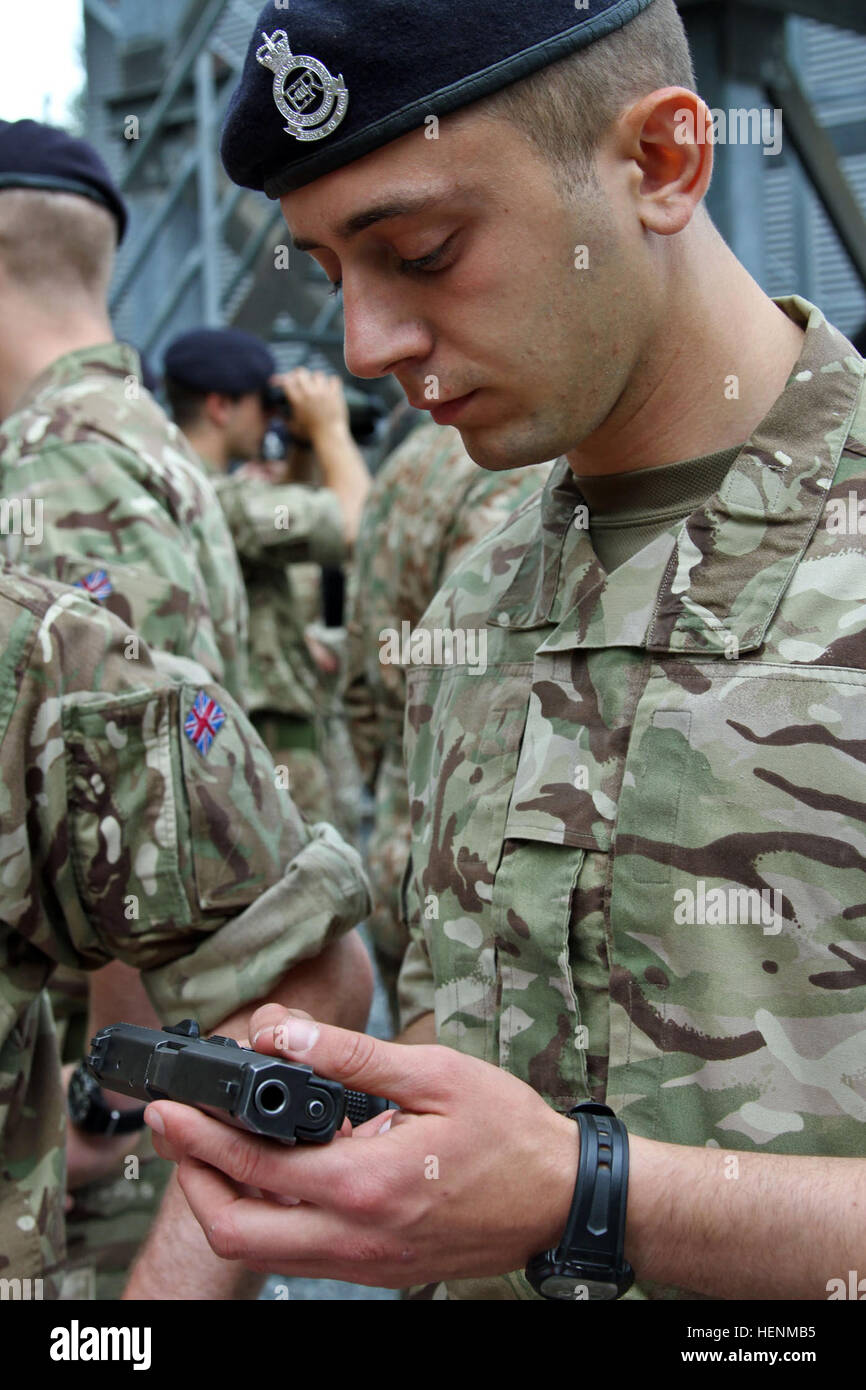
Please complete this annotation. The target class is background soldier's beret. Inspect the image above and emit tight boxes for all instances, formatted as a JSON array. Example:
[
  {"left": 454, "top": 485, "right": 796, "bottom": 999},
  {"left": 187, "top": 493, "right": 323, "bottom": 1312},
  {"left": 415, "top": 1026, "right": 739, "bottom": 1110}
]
[
  {"left": 0, "top": 119, "right": 129, "bottom": 243},
  {"left": 163, "top": 328, "right": 276, "bottom": 396},
  {"left": 221, "top": 0, "right": 655, "bottom": 198}
]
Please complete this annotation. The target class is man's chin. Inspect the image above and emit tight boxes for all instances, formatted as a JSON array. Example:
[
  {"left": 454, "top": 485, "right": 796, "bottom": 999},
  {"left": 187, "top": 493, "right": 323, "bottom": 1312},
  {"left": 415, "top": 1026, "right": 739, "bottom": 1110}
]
[{"left": 456, "top": 422, "right": 557, "bottom": 473}]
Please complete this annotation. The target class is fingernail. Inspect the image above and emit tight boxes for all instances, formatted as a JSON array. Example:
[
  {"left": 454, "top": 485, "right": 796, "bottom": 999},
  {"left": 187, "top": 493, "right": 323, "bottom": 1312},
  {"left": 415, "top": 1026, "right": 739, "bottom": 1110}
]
[
  {"left": 250, "top": 1027, "right": 270, "bottom": 1049},
  {"left": 378, "top": 1115, "right": 393, "bottom": 1135},
  {"left": 144, "top": 1107, "right": 164, "bottom": 1135},
  {"left": 275, "top": 1019, "right": 319, "bottom": 1054},
  {"left": 275, "top": 1195, "right": 302, "bottom": 1207}
]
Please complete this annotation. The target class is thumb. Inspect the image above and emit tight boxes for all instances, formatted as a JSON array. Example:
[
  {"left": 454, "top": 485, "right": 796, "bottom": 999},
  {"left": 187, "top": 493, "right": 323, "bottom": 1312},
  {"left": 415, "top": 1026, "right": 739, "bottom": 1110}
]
[
  {"left": 253, "top": 1013, "right": 448, "bottom": 1111},
  {"left": 248, "top": 1003, "right": 313, "bottom": 1042}
]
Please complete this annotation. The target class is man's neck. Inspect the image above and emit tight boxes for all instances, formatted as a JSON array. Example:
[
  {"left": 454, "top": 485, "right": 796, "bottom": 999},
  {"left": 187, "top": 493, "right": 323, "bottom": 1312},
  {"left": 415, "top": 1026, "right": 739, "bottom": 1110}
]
[
  {"left": 181, "top": 422, "right": 229, "bottom": 473},
  {"left": 0, "top": 313, "right": 115, "bottom": 421},
  {"left": 567, "top": 226, "right": 806, "bottom": 479}
]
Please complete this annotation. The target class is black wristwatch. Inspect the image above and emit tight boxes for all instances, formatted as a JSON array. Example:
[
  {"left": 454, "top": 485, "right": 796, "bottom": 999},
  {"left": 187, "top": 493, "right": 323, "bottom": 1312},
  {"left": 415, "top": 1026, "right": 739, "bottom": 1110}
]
[
  {"left": 67, "top": 1061, "right": 147, "bottom": 1136},
  {"left": 525, "top": 1101, "right": 633, "bottom": 1301}
]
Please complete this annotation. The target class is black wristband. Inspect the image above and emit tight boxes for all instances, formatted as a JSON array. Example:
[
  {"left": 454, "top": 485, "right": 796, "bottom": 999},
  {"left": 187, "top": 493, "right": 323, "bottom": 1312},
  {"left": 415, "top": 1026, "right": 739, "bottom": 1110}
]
[
  {"left": 68, "top": 1061, "right": 147, "bottom": 1136},
  {"left": 525, "top": 1101, "right": 633, "bottom": 1300},
  {"left": 562, "top": 1102, "right": 630, "bottom": 1258}
]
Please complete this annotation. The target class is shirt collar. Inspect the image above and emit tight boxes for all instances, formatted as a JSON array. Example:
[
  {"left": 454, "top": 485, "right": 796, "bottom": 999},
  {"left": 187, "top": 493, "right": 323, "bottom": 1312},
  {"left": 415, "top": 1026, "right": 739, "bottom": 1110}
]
[
  {"left": 12, "top": 342, "right": 142, "bottom": 416},
  {"left": 490, "top": 296, "right": 866, "bottom": 654}
]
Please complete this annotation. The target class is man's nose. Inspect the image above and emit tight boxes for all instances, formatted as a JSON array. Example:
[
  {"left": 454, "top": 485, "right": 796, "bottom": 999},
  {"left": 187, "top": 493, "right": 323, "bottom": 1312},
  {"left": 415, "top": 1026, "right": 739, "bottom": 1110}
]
[{"left": 341, "top": 282, "right": 432, "bottom": 381}]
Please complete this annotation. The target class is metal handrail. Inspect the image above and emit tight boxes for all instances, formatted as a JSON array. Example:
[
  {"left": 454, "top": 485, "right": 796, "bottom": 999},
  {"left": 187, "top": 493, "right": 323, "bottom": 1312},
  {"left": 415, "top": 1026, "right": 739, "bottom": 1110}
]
[
  {"left": 84, "top": 0, "right": 121, "bottom": 36},
  {"left": 110, "top": 148, "right": 199, "bottom": 311},
  {"left": 141, "top": 184, "right": 246, "bottom": 351},
  {"left": 119, "top": 0, "right": 233, "bottom": 190},
  {"left": 220, "top": 203, "right": 285, "bottom": 312}
]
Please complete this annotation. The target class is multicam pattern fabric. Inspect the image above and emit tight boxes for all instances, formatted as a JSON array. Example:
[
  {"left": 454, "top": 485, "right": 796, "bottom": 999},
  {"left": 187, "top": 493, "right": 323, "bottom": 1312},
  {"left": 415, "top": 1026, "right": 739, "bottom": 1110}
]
[
  {"left": 400, "top": 298, "right": 866, "bottom": 1299},
  {"left": 0, "top": 566, "right": 369, "bottom": 1295},
  {"left": 0, "top": 342, "right": 252, "bottom": 1290},
  {"left": 210, "top": 470, "right": 344, "bottom": 720},
  {"left": 205, "top": 466, "right": 357, "bottom": 829},
  {"left": 0, "top": 342, "right": 249, "bottom": 701},
  {"left": 343, "top": 421, "right": 552, "bottom": 1006}
]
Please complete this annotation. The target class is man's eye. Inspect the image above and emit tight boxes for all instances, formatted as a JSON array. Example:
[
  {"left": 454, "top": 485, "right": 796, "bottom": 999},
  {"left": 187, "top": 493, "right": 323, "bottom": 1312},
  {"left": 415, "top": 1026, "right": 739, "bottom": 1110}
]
[
  {"left": 327, "top": 238, "right": 454, "bottom": 294},
  {"left": 398, "top": 238, "right": 453, "bottom": 275}
]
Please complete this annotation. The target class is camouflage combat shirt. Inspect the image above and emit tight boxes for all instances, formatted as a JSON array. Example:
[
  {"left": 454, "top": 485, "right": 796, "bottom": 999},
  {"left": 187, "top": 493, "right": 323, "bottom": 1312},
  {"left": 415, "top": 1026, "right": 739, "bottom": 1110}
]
[
  {"left": 0, "top": 566, "right": 369, "bottom": 1295},
  {"left": 0, "top": 343, "right": 248, "bottom": 701},
  {"left": 206, "top": 466, "right": 345, "bottom": 719},
  {"left": 401, "top": 297, "right": 866, "bottom": 1299},
  {"left": 345, "top": 422, "right": 553, "bottom": 786},
  {"left": 343, "top": 422, "right": 552, "bottom": 980}
]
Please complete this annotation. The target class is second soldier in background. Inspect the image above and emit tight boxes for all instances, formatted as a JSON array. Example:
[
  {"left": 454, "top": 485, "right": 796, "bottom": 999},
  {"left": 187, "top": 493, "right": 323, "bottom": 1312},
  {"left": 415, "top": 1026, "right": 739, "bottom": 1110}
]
[{"left": 163, "top": 327, "right": 368, "bottom": 838}]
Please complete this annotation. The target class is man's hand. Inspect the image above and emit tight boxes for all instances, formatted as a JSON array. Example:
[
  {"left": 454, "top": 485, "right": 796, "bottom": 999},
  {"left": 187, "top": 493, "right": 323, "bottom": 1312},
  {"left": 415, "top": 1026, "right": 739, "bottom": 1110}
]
[
  {"left": 275, "top": 369, "right": 350, "bottom": 444},
  {"left": 121, "top": 935, "right": 374, "bottom": 1300},
  {"left": 234, "top": 459, "right": 291, "bottom": 485},
  {"left": 144, "top": 1007, "right": 578, "bottom": 1288},
  {"left": 304, "top": 630, "right": 340, "bottom": 675},
  {"left": 271, "top": 369, "right": 370, "bottom": 545}
]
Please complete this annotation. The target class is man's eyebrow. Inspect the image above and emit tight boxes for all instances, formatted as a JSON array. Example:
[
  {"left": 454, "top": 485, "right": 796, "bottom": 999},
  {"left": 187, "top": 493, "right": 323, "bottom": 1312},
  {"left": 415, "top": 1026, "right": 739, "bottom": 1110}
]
[{"left": 291, "top": 193, "right": 452, "bottom": 253}]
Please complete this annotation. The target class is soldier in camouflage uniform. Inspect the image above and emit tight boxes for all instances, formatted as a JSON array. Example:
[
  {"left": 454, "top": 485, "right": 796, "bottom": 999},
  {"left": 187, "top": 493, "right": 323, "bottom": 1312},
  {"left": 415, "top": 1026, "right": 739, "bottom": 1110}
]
[
  {"left": 0, "top": 342, "right": 247, "bottom": 695},
  {"left": 0, "top": 564, "right": 370, "bottom": 1298},
  {"left": 140, "top": 0, "right": 866, "bottom": 1303},
  {"left": 0, "top": 122, "right": 245, "bottom": 1297},
  {"left": 344, "top": 420, "right": 552, "bottom": 1019},
  {"left": 164, "top": 331, "right": 368, "bottom": 838},
  {"left": 393, "top": 295, "right": 866, "bottom": 1299}
]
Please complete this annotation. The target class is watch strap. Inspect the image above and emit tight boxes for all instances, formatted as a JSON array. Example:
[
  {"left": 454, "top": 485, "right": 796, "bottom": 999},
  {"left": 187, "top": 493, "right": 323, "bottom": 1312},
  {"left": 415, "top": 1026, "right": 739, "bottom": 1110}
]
[
  {"left": 95, "top": 1102, "right": 148, "bottom": 1136},
  {"left": 69, "top": 1062, "right": 147, "bottom": 1135},
  {"left": 557, "top": 1102, "right": 630, "bottom": 1267},
  {"left": 525, "top": 1100, "right": 633, "bottom": 1299}
]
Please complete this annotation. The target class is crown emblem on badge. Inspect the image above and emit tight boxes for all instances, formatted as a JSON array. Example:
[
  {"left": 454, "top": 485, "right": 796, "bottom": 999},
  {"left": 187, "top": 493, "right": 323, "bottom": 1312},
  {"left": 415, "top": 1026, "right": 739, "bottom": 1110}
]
[{"left": 256, "top": 28, "right": 349, "bottom": 144}]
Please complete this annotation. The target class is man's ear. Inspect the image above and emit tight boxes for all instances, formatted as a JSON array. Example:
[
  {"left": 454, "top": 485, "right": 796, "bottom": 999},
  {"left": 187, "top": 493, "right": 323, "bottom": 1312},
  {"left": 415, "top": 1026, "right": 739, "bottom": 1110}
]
[
  {"left": 614, "top": 86, "right": 714, "bottom": 237},
  {"left": 203, "top": 391, "right": 233, "bottom": 428}
]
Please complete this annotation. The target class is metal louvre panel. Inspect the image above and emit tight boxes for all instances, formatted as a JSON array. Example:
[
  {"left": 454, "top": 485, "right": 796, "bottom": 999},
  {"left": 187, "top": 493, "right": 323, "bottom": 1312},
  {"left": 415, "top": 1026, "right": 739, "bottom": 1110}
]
[
  {"left": 763, "top": 165, "right": 799, "bottom": 298},
  {"left": 799, "top": 16, "right": 866, "bottom": 123},
  {"left": 213, "top": 0, "right": 265, "bottom": 57},
  {"left": 808, "top": 154, "right": 866, "bottom": 336},
  {"left": 763, "top": 16, "right": 866, "bottom": 340}
]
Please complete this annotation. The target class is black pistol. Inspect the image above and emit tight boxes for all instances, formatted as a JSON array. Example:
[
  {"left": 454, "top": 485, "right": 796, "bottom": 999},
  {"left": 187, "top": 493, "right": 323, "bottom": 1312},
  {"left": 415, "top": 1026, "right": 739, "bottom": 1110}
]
[{"left": 87, "top": 1020, "right": 390, "bottom": 1145}]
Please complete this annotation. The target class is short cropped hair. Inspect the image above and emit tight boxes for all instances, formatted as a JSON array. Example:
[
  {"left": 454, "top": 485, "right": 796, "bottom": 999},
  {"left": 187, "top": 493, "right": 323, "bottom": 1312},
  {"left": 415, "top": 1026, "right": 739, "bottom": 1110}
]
[
  {"left": 164, "top": 377, "right": 210, "bottom": 431},
  {"left": 474, "top": 0, "right": 697, "bottom": 191},
  {"left": 164, "top": 377, "right": 251, "bottom": 430},
  {"left": 0, "top": 188, "right": 117, "bottom": 303}
]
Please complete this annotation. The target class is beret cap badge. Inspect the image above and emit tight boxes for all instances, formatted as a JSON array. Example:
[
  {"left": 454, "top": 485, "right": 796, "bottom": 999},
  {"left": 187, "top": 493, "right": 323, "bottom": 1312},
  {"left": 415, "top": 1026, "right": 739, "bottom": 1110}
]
[{"left": 256, "top": 28, "right": 349, "bottom": 144}]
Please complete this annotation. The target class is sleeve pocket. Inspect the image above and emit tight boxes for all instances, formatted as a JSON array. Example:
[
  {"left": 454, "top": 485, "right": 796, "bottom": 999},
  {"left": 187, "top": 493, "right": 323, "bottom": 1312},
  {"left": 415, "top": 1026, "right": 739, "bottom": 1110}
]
[
  {"left": 54, "top": 556, "right": 204, "bottom": 664},
  {"left": 64, "top": 687, "right": 191, "bottom": 956},
  {"left": 177, "top": 682, "right": 309, "bottom": 913}
]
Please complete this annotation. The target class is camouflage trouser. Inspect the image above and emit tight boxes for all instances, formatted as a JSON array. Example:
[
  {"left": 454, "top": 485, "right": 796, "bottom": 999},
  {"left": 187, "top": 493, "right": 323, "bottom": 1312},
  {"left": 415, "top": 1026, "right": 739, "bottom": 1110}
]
[
  {"left": 63, "top": 1140, "right": 173, "bottom": 1301},
  {"left": 365, "top": 753, "right": 412, "bottom": 1028}
]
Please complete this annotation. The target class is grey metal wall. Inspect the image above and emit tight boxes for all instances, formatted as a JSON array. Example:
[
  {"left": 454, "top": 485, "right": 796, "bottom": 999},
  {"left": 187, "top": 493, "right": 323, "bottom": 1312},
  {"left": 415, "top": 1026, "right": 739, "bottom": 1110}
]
[
  {"left": 766, "top": 18, "right": 866, "bottom": 336},
  {"left": 685, "top": 4, "right": 866, "bottom": 340}
]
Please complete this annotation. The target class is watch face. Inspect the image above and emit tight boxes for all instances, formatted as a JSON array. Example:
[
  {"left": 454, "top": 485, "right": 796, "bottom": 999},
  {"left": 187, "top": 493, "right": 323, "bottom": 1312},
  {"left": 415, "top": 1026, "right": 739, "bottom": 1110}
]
[
  {"left": 68, "top": 1066, "right": 99, "bottom": 1125},
  {"left": 540, "top": 1275, "right": 620, "bottom": 1302}
]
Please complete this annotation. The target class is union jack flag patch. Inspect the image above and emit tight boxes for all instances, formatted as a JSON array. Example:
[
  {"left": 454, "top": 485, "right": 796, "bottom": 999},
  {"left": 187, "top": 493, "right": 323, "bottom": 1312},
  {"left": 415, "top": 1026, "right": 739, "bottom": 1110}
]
[
  {"left": 184, "top": 691, "right": 226, "bottom": 757},
  {"left": 75, "top": 569, "right": 113, "bottom": 602}
]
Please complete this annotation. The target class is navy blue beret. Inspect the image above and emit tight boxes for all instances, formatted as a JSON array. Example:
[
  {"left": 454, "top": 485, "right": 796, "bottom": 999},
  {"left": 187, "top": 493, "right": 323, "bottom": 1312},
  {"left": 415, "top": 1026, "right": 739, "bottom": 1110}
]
[
  {"left": 163, "top": 328, "right": 276, "bottom": 396},
  {"left": 222, "top": 0, "right": 655, "bottom": 198},
  {"left": 0, "top": 119, "right": 128, "bottom": 243}
]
